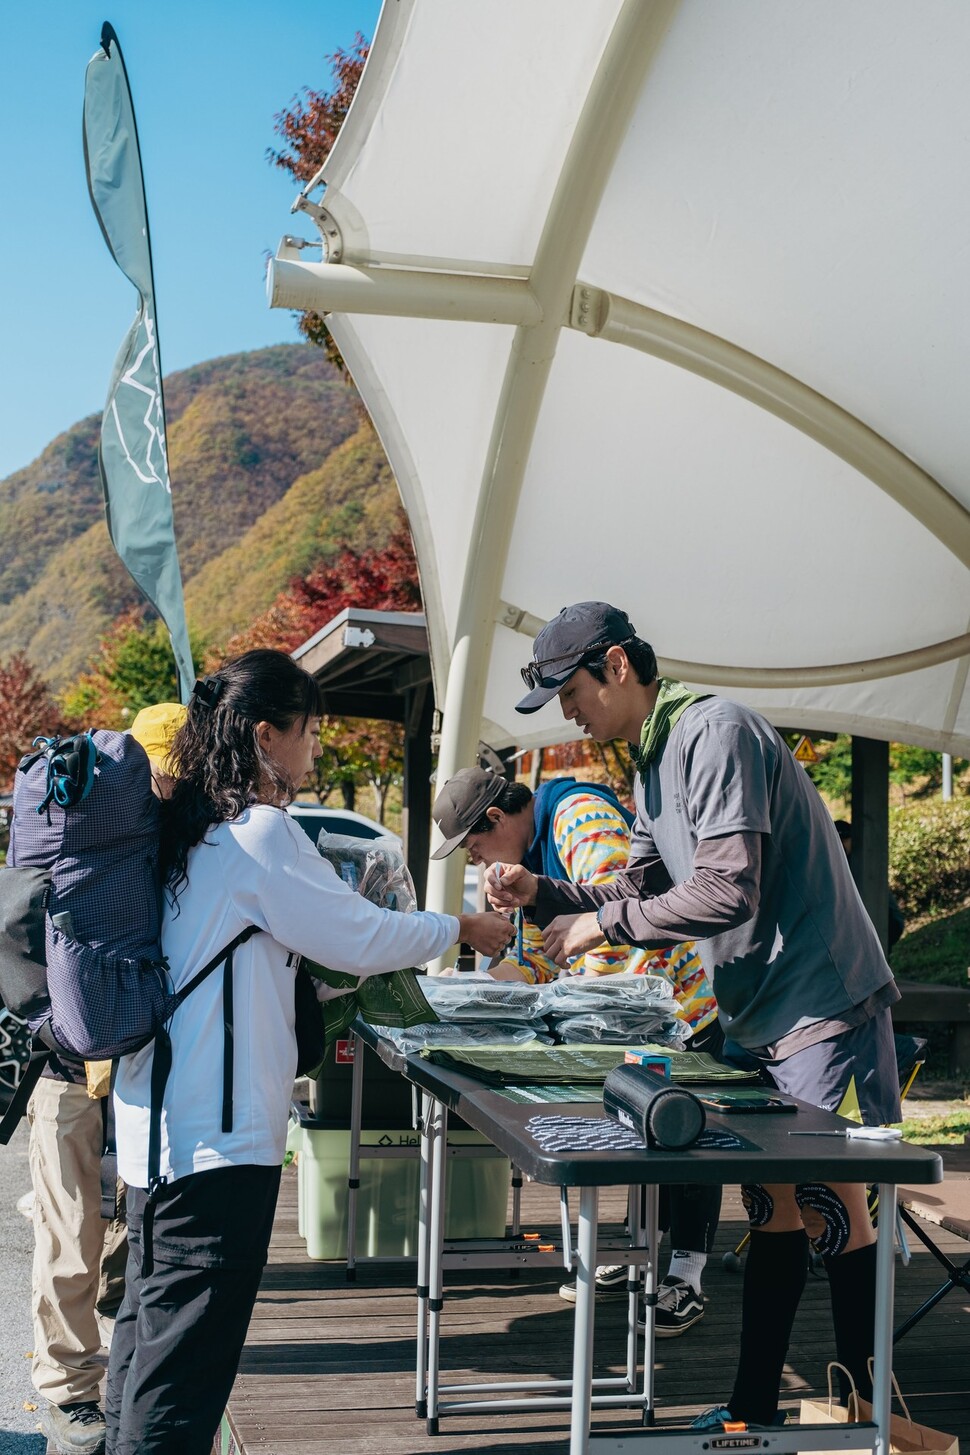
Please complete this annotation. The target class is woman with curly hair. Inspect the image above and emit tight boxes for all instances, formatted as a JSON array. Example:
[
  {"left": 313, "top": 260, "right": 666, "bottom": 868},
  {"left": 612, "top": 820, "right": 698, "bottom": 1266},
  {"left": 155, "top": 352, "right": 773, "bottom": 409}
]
[{"left": 105, "top": 650, "right": 512, "bottom": 1455}]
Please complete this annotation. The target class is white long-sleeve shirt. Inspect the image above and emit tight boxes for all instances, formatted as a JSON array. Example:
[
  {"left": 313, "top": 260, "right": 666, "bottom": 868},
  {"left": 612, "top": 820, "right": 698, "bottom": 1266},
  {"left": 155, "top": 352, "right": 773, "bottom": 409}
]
[{"left": 114, "top": 805, "right": 458, "bottom": 1186}]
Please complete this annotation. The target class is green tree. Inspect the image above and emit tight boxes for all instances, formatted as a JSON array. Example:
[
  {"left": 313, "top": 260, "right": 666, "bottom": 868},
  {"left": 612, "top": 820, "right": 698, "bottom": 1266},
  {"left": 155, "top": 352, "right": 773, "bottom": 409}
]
[
  {"left": 889, "top": 744, "right": 967, "bottom": 799},
  {"left": 792, "top": 732, "right": 852, "bottom": 804},
  {"left": 61, "top": 611, "right": 205, "bottom": 727}
]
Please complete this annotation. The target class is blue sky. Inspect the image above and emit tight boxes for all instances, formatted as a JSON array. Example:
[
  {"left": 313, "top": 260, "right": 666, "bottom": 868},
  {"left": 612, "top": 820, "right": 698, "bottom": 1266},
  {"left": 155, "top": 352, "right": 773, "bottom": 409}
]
[{"left": 0, "top": 0, "right": 379, "bottom": 480}]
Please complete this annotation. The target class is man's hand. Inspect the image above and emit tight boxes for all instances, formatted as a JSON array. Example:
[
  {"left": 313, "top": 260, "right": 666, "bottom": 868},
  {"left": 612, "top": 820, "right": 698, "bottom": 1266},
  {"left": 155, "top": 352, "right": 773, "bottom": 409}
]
[
  {"left": 541, "top": 913, "right": 604, "bottom": 968},
  {"left": 485, "top": 862, "right": 538, "bottom": 910},
  {"left": 457, "top": 911, "right": 516, "bottom": 959}
]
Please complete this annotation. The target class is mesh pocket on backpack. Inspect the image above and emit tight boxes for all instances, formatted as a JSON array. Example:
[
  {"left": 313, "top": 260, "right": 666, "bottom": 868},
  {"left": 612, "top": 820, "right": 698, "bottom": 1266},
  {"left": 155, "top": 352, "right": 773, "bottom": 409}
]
[{"left": 43, "top": 928, "right": 171, "bottom": 1060}]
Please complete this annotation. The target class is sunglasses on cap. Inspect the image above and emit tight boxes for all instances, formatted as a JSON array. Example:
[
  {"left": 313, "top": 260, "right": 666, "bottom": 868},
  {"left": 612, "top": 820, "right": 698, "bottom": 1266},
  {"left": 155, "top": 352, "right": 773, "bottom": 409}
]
[{"left": 519, "top": 638, "right": 634, "bottom": 692}]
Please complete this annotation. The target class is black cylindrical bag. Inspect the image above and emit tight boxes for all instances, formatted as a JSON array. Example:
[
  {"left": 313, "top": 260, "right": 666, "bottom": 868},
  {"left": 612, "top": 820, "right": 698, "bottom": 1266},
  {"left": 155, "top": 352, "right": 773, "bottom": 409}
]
[{"left": 603, "top": 1063, "right": 706, "bottom": 1150}]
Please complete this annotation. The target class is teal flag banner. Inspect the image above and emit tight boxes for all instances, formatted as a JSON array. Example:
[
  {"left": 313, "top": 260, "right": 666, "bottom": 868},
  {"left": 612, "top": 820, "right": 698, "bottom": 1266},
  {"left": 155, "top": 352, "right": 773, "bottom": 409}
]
[{"left": 83, "top": 23, "right": 194, "bottom": 702}]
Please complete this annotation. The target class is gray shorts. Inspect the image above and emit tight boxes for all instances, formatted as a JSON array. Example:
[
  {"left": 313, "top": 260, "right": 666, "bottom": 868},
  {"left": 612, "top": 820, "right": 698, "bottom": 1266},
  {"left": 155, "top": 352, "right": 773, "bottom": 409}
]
[{"left": 756, "top": 1008, "right": 901, "bottom": 1126}]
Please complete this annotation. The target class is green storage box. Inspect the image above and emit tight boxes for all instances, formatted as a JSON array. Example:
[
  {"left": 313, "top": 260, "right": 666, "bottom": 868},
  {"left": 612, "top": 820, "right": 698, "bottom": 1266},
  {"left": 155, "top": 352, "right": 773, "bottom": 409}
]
[{"left": 294, "top": 1124, "right": 510, "bottom": 1259}]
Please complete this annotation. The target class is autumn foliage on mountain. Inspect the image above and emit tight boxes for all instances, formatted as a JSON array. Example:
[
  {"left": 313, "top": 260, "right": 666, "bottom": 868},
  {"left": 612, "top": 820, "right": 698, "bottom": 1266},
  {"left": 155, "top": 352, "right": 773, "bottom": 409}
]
[{"left": 218, "top": 527, "right": 420, "bottom": 661}]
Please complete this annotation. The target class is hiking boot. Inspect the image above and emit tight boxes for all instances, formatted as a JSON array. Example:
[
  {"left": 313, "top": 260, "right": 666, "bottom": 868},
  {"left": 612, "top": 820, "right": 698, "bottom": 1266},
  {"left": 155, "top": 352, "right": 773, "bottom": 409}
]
[
  {"left": 43, "top": 1401, "right": 106, "bottom": 1455},
  {"left": 558, "top": 1263, "right": 630, "bottom": 1303},
  {"left": 643, "top": 1275, "right": 704, "bottom": 1337},
  {"left": 691, "top": 1405, "right": 788, "bottom": 1432}
]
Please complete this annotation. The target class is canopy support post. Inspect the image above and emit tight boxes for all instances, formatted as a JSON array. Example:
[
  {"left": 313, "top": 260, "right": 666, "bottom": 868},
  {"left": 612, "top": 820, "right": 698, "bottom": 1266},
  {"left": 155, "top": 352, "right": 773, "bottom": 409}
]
[
  {"left": 850, "top": 735, "right": 891, "bottom": 956},
  {"left": 422, "top": 0, "right": 682, "bottom": 968}
]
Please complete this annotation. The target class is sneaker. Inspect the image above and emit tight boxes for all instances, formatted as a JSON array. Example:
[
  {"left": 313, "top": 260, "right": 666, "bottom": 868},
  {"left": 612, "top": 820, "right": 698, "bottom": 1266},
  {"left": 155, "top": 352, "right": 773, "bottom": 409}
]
[
  {"left": 649, "top": 1275, "right": 705, "bottom": 1337},
  {"left": 691, "top": 1406, "right": 788, "bottom": 1432},
  {"left": 691, "top": 1406, "right": 737, "bottom": 1431},
  {"left": 558, "top": 1263, "right": 631, "bottom": 1303},
  {"left": 43, "top": 1401, "right": 106, "bottom": 1455}
]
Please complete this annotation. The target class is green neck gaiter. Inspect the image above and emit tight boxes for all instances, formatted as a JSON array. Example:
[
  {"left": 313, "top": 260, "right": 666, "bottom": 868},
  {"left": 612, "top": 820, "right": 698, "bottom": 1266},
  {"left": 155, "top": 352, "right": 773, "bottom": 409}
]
[{"left": 633, "top": 679, "right": 710, "bottom": 776}]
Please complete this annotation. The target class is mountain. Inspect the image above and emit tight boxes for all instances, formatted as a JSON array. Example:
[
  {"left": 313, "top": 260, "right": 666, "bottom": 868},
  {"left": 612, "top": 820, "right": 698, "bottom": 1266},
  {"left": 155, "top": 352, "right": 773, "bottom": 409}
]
[
  {"left": 0, "top": 345, "right": 402, "bottom": 688},
  {"left": 184, "top": 425, "right": 400, "bottom": 647}
]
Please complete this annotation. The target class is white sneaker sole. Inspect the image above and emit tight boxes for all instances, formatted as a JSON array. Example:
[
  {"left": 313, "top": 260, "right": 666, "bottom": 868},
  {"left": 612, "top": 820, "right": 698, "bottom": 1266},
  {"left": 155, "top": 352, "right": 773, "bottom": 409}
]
[{"left": 652, "top": 1306, "right": 705, "bottom": 1337}]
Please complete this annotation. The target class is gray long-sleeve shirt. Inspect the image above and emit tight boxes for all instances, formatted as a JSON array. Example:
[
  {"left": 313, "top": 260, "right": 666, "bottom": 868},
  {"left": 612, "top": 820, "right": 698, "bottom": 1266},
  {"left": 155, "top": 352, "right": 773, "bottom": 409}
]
[{"left": 531, "top": 698, "right": 896, "bottom": 1051}]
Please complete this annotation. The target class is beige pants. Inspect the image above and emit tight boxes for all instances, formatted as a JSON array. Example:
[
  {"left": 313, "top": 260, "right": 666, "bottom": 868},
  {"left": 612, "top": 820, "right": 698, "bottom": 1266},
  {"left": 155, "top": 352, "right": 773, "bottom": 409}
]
[{"left": 27, "top": 1076, "right": 128, "bottom": 1404}]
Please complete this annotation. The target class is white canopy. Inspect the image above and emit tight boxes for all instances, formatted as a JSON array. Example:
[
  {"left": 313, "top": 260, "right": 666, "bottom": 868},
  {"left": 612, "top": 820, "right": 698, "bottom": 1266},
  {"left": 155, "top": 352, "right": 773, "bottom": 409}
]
[{"left": 269, "top": 0, "right": 970, "bottom": 909}]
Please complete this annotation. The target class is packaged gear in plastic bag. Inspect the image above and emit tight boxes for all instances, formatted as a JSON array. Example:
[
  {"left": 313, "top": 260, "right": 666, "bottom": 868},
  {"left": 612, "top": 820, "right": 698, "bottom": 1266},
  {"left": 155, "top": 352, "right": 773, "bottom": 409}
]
[
  {"left": 536, "top": 972, "right": 674, "bottom": 1016},
  {"left": 313, "top": 832, "right": 418, "bottom": 913},
  {"left": 370, "top": 1020, "right": 548, "bottom": 1054},
  {"left": 547, "top": 1010, "right": 690, "bottom": 1046},
  {"left": 306, "top": 834, "right": 429, "bottom": 1049},
  {"left": 421, "top": 973, "right": 543, "bottom": 1022}
]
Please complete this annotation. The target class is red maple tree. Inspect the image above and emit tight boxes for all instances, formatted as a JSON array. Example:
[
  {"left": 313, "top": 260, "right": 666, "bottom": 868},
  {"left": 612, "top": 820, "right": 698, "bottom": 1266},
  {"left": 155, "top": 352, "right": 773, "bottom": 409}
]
[
  {"left": 219, "top": 525, "right": 420, "bottom": 662},
  {"left": 214, "top": 526, "right": 419, "bottom": 820},
  {"left": 0, "top": 654, "right": 67, "bottom": 791},
  {"left": 268, "top": 35, "right": 369, "bottom": 368}
]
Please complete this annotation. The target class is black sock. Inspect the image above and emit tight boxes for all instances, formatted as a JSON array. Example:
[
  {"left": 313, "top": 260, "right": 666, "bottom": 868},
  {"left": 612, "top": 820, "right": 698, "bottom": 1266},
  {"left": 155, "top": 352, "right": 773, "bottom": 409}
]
[
  {"left": 825, "top": 1241, "right": 878, "bottom": 1404},
  {"left": 729, "top": 1229, "right": 808, "bottom": 1424}
]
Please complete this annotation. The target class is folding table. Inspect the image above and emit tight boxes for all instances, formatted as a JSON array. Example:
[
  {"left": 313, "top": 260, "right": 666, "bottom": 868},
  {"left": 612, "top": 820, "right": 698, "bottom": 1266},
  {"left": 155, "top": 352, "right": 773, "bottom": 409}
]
[{"left": 353, "top": 1023, "right": 943, "bottom": 1455}]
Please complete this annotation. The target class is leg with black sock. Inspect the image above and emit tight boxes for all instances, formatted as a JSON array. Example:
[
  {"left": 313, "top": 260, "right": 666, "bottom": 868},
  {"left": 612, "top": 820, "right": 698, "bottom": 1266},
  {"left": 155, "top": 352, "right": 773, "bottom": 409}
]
[
  {"left": 729, "top": 1227, "right": 809, "bottom": 1425},
  {"left": 825, "top": 1241, "right": 878, "bottom": 1403}
]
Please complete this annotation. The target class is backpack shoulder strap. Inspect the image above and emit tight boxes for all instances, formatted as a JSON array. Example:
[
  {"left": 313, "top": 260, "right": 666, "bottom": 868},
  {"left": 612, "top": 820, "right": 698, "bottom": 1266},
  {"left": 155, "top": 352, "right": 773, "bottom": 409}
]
[
  {"left": 0, "top": 1047, "right": 50, "bottom": 1145},
  {"left": 169, "top": 924, "right": 261, "bottom": 1011},
  {"left": 143, "top": 923, "right": 263, "bottom": 1277}
]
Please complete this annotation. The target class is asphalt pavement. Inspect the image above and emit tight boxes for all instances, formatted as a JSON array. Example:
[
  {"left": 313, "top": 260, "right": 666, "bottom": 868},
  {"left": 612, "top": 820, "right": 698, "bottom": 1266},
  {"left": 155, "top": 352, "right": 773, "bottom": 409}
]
[{"left": 0, "top": 1121, "right": 47, "bottom": 1454}]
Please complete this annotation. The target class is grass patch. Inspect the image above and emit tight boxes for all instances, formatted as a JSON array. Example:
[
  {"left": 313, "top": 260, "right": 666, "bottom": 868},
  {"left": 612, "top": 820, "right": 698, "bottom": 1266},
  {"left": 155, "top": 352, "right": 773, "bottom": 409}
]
[
  {"left": 897, "top": 1108, "right": 970, "bottom": 1144},
  {"left": 890, "top": 903, "right": 970, "bottom": 986}
]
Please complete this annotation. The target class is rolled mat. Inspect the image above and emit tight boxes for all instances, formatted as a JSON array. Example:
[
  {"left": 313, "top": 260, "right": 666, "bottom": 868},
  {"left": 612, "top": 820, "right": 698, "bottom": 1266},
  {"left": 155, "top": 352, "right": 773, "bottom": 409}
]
[{"left": 603, "top": 1063, "right": 706, "bottom": 1149}]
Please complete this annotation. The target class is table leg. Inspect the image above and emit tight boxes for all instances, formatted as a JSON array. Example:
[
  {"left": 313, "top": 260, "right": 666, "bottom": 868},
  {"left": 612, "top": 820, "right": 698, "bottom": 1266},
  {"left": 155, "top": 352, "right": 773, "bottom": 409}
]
[
  {"left": 872, "top": 1183, "right": 896, "bottom": 1455},
  {"left": 640, "top": 1183, "right": 658, "bottom": 1424},
  {"left": 414, "top": 1089, "right": 432, "bottom": 1418},
  {"left": 570, "top": 1184, "right": 599, "bottom": 1455},
  {"left": 425, "top": 1096, "right": 448, "bottom": 1436},
  {"left": 511, "top": 1163, "right": 523, "bottom": 1236},
  {"left": 346, "top": 1031, "right": 364, "bottom": 1280},
  {"left": 624, "top": 1186, "right": 640, "bottom": 1396}
]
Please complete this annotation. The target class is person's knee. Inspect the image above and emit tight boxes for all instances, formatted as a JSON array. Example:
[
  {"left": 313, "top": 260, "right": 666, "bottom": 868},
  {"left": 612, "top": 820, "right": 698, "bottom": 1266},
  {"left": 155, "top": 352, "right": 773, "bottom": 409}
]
[
  {"left": 794, "top": 1183, "right": 851, "bottom": 1255},
  {"left": 740, "top": 1184, "right": 777, "bottom": 1228},
  {"left": 741, "top": 1183, "right": 803, "bottom": 1232}
]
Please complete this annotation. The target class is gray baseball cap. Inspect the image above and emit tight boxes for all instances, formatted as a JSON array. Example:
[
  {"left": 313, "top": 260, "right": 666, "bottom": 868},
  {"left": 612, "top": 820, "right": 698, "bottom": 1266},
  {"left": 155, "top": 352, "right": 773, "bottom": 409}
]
[
  {"left": 515, "top": 601, "right": 637, "bottom": 713},
  {"left": 431, "top": 767, "right": 508, "bottom": 859}
]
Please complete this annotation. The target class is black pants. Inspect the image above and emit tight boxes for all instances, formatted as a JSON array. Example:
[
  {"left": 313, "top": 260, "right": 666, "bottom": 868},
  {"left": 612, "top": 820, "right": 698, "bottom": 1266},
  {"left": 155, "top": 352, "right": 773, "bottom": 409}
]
[
  {"left": 661, "top": 1181, "right": 722, "bottom": 1253},
  {"left": 105, "top": 1164, "right": 281, "bottom": 1455},
  {"left": 656, "top": 1016, "right": 724, "bottom": 1254}
]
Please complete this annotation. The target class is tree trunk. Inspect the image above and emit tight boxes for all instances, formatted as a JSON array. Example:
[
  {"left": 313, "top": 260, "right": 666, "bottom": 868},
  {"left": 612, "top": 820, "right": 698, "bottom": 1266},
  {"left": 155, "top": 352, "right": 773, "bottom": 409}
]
[{"left": 340, "top": 780, "right": 355, "bottom": 811}]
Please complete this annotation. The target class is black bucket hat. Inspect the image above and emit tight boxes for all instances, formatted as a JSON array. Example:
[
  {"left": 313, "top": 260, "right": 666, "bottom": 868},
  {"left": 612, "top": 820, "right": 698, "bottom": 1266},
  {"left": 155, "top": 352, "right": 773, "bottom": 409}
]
[{"left": 431, "top": 767, "right": 508, "bottom": 859}]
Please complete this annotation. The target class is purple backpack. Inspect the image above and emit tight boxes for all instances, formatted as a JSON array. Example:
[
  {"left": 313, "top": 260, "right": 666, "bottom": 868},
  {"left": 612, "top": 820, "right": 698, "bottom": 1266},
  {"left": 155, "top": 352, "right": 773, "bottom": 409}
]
[{"left": 0, "top": 730, "right": 169, "bottom": 1059}]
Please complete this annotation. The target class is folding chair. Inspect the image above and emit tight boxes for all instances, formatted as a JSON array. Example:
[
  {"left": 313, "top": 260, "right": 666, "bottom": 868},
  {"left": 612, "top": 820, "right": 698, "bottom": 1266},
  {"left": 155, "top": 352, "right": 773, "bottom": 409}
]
[
  {"left": 892, "top": 1179, "right": 970, "bottom": 1341},
  {"left": 721, "top": 1033, "right": 926, "bottom": 1273}
]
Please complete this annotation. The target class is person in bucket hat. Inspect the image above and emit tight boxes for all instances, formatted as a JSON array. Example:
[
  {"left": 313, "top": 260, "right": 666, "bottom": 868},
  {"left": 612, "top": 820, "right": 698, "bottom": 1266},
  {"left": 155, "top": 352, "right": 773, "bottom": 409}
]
[{"left": 433, "top": 760, "right": 722, "bottom": 1332}]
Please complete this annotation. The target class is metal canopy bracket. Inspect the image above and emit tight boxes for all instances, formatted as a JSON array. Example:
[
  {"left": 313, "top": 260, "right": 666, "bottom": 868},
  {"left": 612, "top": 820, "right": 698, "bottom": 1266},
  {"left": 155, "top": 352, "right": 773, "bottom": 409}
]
[{"left": 290, "top": 194, "right": 344, "bottom": 263}]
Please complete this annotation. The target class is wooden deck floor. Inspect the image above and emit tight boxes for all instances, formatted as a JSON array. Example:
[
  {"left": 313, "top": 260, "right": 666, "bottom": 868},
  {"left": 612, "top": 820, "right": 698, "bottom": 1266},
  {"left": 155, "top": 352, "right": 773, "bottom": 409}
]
[{"left": 223, "top": 1157, "right": 970, "bottom": 1455}]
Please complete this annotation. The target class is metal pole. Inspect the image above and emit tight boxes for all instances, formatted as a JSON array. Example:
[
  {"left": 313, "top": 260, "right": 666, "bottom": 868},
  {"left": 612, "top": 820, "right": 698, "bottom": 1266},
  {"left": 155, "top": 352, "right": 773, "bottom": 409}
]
[
  {"left": 871, "top": 1185, "right": 897, "bottom": 1455},
  {"left": 570, "top": 1185, "right": 599, "bottom": 1455}
]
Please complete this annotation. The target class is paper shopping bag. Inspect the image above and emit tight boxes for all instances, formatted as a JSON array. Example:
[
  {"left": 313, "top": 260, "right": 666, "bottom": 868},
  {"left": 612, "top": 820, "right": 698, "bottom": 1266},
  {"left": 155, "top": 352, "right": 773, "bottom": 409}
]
[
  {"left": 800, "top": 1363, "right": 959, "bottom": 1455},
  {"left": 855, "top": 1359, "right": 959, "bottom": 1455},
  {"left": 799, "top": 1364, "right": 857, "bottom": 1455}
]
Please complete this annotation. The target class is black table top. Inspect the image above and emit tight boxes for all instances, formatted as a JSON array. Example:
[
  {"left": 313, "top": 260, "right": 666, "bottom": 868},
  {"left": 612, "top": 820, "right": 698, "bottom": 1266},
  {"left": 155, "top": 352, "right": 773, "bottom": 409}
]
[{"left": 353, "top": 1021, "right": 943, "bottom": 1190}]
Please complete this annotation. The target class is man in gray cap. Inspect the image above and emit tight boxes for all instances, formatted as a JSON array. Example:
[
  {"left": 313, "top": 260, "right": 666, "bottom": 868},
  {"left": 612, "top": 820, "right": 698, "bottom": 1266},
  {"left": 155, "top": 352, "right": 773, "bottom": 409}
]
[
  {"left": 433, "top": 762, "right": 722, "bottom": 1332},
  {"left": 489, "top": 601, "right": 901, "bottom": 1430}
]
